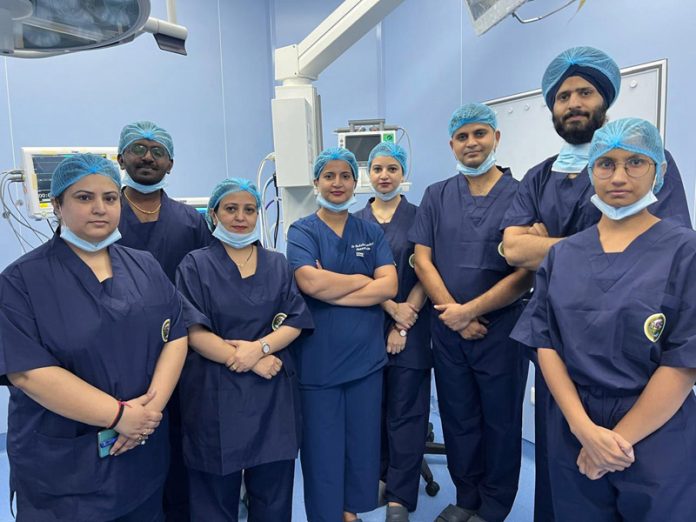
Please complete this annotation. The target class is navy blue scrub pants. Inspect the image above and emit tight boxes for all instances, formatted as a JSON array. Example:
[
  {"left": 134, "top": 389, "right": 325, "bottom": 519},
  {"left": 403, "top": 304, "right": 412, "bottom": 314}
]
[
  {"left": 548, "top": 387, "right": 696, "bottom": 522},
  {"left": 187, "top": 460, "right": 294, "bottom": 522},
  {"left": 531, "top": 356, "right": 555, "bottom": 522},
  {"left": 164, "top": 390, "right": 190, "bottom": 521},
  {"left": 380, "top": 366, "right": 431, "bottom": 511},
  {"left": 300, "top": 369, "right": 383, "bottom": 522},
  {"left": 432, "top": 307, "right": 526, "bottom": 522}
]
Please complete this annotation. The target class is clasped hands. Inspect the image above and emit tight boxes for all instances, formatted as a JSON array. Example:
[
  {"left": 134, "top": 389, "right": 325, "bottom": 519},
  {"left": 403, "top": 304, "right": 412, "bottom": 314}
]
[
  {"left": 433, "top": 303, "right": 489, "bottom": 340},
  {"left": 575, "top": 424, "right": 635, "bottom": 480},
  {"left": 223, "top": 339, "right": 282, "bottom": 380},
  {"left": 110, "top": 390, "right": 162, "bottom": 456},
  {"left": 386, "top": 302, "right": 419, "bottom": 354}
]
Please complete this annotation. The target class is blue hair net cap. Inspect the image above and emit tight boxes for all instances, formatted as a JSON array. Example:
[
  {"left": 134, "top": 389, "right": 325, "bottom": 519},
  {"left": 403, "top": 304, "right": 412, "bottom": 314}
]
[
  {"left": 448, "top": 103, "right": 497, "bottom": 137},
  {"left": 542, "top": 46, "right": 621, "bottom": 109},
  {"left": 367, "top": 142, "right": 407, "bottom": 175},
  {"left": 587, "top": 118, "right": 666, "bottom": 194},
  {"left": 206, "top": 177, "right": 262, "bottom": 230},
  {"left": 50, "top": 153, "right": 121, "bottom": 197},
  {"left": 313, "top": 147, "right": 359, "bottom": 180},
  {"left": 118, "top": 121, "right": 174, "bottom": 158}
]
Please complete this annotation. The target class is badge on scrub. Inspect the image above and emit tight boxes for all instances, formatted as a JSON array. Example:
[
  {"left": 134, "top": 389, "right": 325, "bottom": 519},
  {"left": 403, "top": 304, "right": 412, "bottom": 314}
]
[
  {"left": 272, "top": 313, "right": 287, "bottom": 331},
  {"left": 643, "top": 313, "right": 666, "bottom": 342},
  {"left": 161, "top": 318, "right": 171, "bottom": 342},
  {"left": 408, "top": 253, "right": 415, "bottom": 268},
  {"left": 98, "top": 429, "right": 118, "bottom": 458}
]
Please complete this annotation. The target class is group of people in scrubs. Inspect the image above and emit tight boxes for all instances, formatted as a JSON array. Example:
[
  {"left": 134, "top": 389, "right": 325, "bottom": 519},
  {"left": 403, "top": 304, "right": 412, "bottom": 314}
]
[{"left": 0, "top": 43, "right": 694, "bottom": 522}]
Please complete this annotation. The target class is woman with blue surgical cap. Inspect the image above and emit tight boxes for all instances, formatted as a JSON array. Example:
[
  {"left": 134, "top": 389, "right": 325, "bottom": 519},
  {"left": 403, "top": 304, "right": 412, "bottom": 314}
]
[
  {"left": 512, "top": 118, "right": 696, "bottom": 521},
  {"left": 0, "top": 153, "right": 188, "bottom": 521},
  {"left": 175, "top": 177, "right": 313, "bottom": 522},
  {"left": 286, "top": 148, "right": 398, "bottom": 522},
  {"left": 410, "top": 104, "right": 531, "bottom": 522},
  {"left": 353, "top": 142, "right": 432, "bottom": 522}
]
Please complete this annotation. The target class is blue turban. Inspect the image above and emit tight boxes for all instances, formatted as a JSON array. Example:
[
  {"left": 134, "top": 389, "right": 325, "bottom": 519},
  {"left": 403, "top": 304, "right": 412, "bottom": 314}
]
[
  {"left": 118, "top": 121, "right": 174, "bottom": 159},
  {"left": 367, "top": 142, "right": 407, "bottom": 175},
  {"left": 588, "top": 118, "right": 666, "bottom": 194},
  {"left": 50, "top": 153, "right": 121, "bottom": 197},
  {"left": 448, "top": 103, "right": 497, "bottom": 137},
  {"left": 542, "top": 46, "right": 621, "bottom": 110},
  {"left": 206, "top": 177, "right": 262, "bottom": 230},
  {"left": 313, "top": 147, "right": 359, "bottom": 180}
]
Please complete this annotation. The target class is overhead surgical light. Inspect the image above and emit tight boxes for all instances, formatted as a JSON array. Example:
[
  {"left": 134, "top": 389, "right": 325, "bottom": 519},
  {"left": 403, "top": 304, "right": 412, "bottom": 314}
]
[
  {"left": 0, "top": 0, "right": 187, "bottom": 57},
  {"left": 465, "top": 0, "right": 583, "bottom": 36}
]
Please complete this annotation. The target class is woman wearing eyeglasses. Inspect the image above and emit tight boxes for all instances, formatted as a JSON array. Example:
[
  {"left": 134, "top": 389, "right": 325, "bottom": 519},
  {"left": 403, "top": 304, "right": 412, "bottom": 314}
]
[
  {"left": 512, "top": 118, "right": 696, "bottom": 521},
  {"left": 0, "top": 154, "right": 188, "bottom": 521}
]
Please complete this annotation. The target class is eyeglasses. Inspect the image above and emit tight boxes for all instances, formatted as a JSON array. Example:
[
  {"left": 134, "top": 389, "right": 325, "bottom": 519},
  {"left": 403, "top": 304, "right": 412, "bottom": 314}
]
[
  {"left": 592, "top": 157, "right": 655, "bottom": 179},
  {"left": 127, "top": 143, "right": 169, "bottom": 160}
]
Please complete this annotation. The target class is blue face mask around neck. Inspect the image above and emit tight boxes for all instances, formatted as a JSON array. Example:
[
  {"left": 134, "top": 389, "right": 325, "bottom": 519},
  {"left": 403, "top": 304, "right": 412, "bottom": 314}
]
[
  {"left": 590, "top": 178, "right": 657, "bottom": 221},
  {"left": 552, "top": 142, "right": 591, "bottom": 173},
  {"left": 60, "top": 225, "right": 122, "bottom": 253},
  {"left": 456, "top": 150, "right": 496, "bottom": 177},
  {"left": 213, "top": 223, "right": 260, "bottom": 249},
  {"left": 372, "top": 184, "right": 402, "bottom": 202},
  {"left": 316, "top": 193, "right": 357, "bottom": 212},
  {"left": 122, "top": 172, "right": 168, "bottom": 194}
]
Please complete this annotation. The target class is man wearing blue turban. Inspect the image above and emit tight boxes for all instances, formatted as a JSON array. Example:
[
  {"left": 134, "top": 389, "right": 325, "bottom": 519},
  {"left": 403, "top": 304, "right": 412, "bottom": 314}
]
[
  {"left": 500, "top": 47, "right": 691, "bottom": 522},
  {"left": 116, "top": 120, "right": 213, "bottom": 522}
]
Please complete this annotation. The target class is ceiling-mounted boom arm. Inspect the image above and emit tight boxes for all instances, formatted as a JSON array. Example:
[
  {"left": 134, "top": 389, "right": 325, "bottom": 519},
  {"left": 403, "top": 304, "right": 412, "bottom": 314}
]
[{"left": 275, "top": 0, "right": 405, "bottom": 82}]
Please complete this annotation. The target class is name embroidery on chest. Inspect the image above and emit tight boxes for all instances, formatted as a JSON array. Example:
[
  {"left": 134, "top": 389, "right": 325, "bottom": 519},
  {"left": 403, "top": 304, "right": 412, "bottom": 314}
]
[{"left": 351, "top": 242, "right": 374, "bottom": 258}]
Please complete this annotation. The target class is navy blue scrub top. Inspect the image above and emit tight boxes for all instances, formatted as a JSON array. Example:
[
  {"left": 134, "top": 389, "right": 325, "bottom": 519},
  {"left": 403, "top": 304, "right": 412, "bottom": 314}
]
[
  {"left": 0, "top": 236, "right": 187, "bottom": 521},
  {"left": 409, "top": 169, "right": 519, "bottom": 309},
  {"left": 500, "top": 149, "right": 692, "bottom": 236},
  {"left": 286, "top": 213, "right": 394, "bottom": 389},
  {"left": 354, "top": 196, "right": 432, "bottom": 370},
  {"left": 118, "top": 190, "right": 213, "bottom": 282},
  {"left": 512, "top": 219, "right": 696, "bottom": 393},
  {"left": 175, "top": 241, "right": 314, "bottom": 475}
]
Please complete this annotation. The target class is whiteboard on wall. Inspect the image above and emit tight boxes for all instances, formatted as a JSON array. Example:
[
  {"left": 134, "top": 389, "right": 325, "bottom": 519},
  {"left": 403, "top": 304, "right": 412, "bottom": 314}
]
[{"left": 485, "top": 60, "right": 667, "bottom": 180}]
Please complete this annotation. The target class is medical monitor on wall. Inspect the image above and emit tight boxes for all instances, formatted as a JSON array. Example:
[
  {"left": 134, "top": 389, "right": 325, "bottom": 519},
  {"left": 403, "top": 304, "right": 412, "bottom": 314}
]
[
  {"left": 464, "top": 0, "right": 527, "bottom": 35},
  {"left": 21, "top": 147, "right": 120, "bottom": 220}
]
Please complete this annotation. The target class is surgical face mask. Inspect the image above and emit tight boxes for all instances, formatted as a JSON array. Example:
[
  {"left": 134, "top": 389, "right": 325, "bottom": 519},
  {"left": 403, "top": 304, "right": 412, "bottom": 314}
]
[
  {"left": 316, "top": 193, "right": 357, "bottom": 212},
  {"left": 213, "top": 223, "right": 260, "bottom": 249},
  {"left": 122, "top": 172, "right": 168, "bottom": 194},
  {"left": 456, "top": 150, "right": 496, "bottom": 177},
  {"left": 552, "top": 142, "right": 591, "bottom": 173},
  {"left": 60, "top": 225, "right": 122, "bottom": 253},
  {"left": 590, "top": 179, "right": 657, "bottom": 221},
  {"left": 372, "top": 184, "right": 402, "bottom": 202}
]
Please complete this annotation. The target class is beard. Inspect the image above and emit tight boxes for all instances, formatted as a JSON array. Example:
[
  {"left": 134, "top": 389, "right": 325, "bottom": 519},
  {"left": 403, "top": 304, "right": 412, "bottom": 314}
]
[{"left": 553, "top": 105, "right": 607, "bottom": 145}]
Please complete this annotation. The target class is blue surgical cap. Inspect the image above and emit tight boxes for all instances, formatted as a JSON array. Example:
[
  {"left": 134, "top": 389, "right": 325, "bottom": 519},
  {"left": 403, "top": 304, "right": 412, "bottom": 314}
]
[
  {"left": 587, "top": 118, "right": 666, "bottom": 194},
  {"left": 50, "top": 153, "right": 121, "bottom": 197},
  {"left": 448, "top": 103, "right": 497, "bottom": 137},
  {"left": 368, "top": 142, "right": 407, "bottom": 175},
  {"left": 207, "top": 177, "right": 262, "bottom": 230},
  {"left": 542, "top": 46, "right": 621, "bottom": 110},
  {"left": 313, "top": 147, "right": 359, "bottom": 180},
  {"left": 118, "top": 121, "right": 174, "bottom": 159}
]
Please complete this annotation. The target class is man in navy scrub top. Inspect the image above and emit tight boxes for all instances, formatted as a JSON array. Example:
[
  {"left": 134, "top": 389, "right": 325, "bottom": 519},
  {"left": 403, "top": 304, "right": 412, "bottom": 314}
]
[
  {"left": 410, "top": 104, "right": 532, "bottom": 522},
  {"left": 116, "top": 120, "right": 212, "bottom": 521}
]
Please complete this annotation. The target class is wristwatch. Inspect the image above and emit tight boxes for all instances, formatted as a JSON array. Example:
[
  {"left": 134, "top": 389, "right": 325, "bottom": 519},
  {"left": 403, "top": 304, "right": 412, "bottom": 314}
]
[
  {"left": 396, "top": 327, "right": 407, "bottom": 337},
  {"left": 259, "top": 339, "right": 271, "bottom": 355}
]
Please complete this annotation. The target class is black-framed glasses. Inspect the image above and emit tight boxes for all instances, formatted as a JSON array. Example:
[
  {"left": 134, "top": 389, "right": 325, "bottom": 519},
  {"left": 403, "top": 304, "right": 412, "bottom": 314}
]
[
  {"left": 592, "top": 157, "right": 655, "bottom": 179},
  {"left": 127, "top": 143, "right": 169, "bottom": 160}
]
